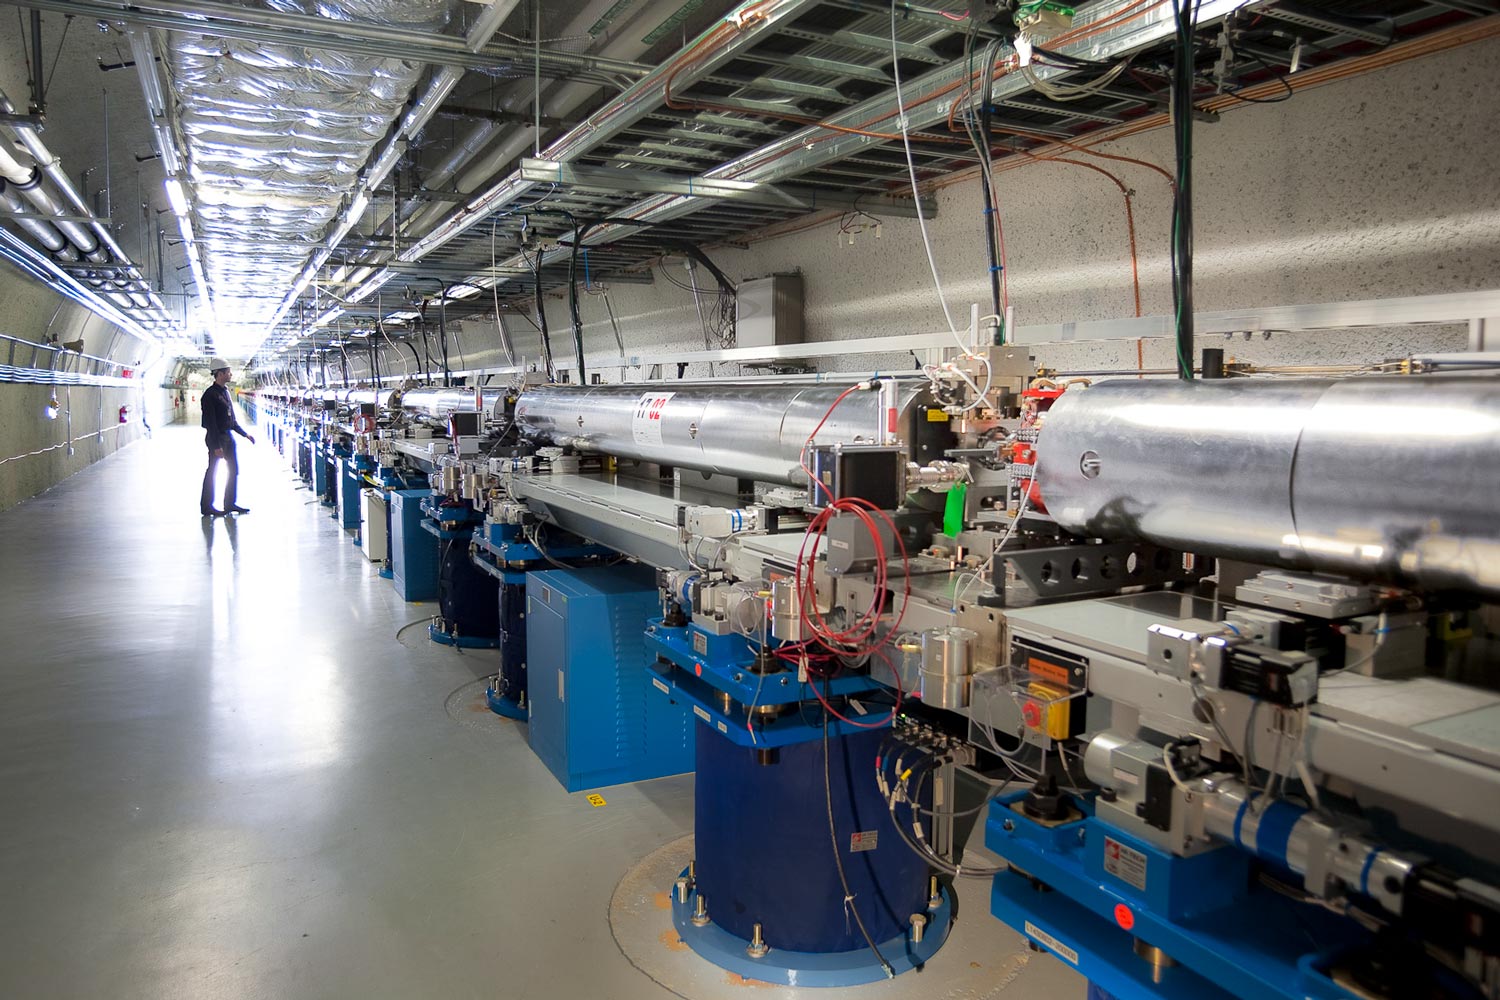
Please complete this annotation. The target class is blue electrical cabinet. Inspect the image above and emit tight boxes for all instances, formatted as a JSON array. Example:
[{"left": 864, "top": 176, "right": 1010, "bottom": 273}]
[
  {"left": 525, "top": 565, "right": 695, "bottom": 792},
  {"left": 337, "top": 457, "right": 363, "bottom": 532},
  {"left": 390, "top": 489, "right": 439, "bottom": 602}
]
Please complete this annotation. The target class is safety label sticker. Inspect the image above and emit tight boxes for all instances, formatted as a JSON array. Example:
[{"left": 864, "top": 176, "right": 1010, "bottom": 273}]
[
  {"left": 1024, "top": 922, "right": 1078, "bottom": 966},
  {"left": 632, "top": 392, "right": 675, "bottom": 447},
  {"left": 652, "top": 678, "right": 670, "bottom": 695},
  {"left": 586, "top": 794, "right": 607, "bottom": 808},
  {"left": 1104, "top": 836, "right": 1149, "bottom": 891},
  {"left": 850, "top": 831, "right": 878, "bottom": 852}
]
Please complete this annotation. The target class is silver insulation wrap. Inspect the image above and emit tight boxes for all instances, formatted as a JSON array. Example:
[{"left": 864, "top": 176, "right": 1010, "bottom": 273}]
[
  {"left": 164, "top": 0, "right": 455, "bottom": 338},
  {"left": 515, "top": 381, "right": 934, "bottom": 485},
  {"left": 1035, "top": 376, "right": 1500, "bottom": 598}
]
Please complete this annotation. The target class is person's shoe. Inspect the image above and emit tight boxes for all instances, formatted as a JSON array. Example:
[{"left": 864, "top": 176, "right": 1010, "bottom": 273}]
[
  {"left": 202, "top": 507, "right": 225, "bottom": 517},
  {"left": 227, "top": 505, "right": 251, "bottom": 515}
]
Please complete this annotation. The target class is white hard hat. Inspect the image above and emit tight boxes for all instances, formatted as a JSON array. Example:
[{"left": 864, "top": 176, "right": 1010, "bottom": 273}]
[{"left": 208, "top": 357, "right": 230, "bottom": 372}]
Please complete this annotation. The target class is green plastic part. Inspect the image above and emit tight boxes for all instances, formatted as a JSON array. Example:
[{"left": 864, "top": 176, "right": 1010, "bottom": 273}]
[{"left": 943, "top": 482, "right": 968, "bottom": 538}]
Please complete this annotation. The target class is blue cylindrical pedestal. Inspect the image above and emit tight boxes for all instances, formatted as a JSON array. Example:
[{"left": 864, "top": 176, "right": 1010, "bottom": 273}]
[
  {"left": 491, "top": 581, "right": 528, "bottom": 710},
  {"left": 437, "top": 534, "right": 499, "bottom": 641},
  {"left": 693, "top": 723, "right": 929, "bottom": 953}
]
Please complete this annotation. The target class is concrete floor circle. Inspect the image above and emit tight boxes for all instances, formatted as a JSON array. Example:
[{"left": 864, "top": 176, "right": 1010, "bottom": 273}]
[
  {"left": 443, "top": 676, "right": 514, "bottom": 732},
  {"left": 609, "top": 835, "right": 1039, "bottom": 1000}
]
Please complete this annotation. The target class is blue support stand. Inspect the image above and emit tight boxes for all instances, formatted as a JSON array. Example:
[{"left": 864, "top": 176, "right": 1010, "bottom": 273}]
[{"left": 984, "top": 792, "right": 1369, "bottom": 1000}]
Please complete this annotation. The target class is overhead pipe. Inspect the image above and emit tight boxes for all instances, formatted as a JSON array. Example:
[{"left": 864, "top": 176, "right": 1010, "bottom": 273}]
[
  {"left": 508, "top": 0, "right": 1255, "bottom": 290},
  {"left": 395, "top": 0, "right": 691, "bottom": 241},
  {"left": 0, "top": 145, "right": 109, "bottom": 263},
  {"left": 351, "top": 0, "right": 654, "bottom": 286},
  {"left": 0, "top": 178, "right": 77, "bottom": 259},
  {"left": 394, "top": 0, "right": 820, "bottom": 266},
  {"left": 0, "top": 87, "right": 173, "bottom": 325}
]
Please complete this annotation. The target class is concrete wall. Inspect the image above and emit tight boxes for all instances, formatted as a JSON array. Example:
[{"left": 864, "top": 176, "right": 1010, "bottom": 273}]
[
  {"left": 318, "top": 34, "right": 1498, "bottom": 386},
  {"left": 0, "top": 266, "right": 175, "bottom": 511}
]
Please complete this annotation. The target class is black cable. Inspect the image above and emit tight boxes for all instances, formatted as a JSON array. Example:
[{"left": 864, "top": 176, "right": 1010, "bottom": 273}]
[
  {"left": 1170, "top": 0, "right": 1200, "bottom": 380},
  {"left": 562, "top": 216, "right": 659, "bottom": 383},
  {"left": 430, "top": 281, "right": 451, "bottom": 387},
  {"left": 522, "top": 208, "right": 580, "bottom": 381},
  {"left": 404, "top": 339, "right": 425, "bottom": 381},
  {"left": 822, "top": 701, "right": 895, "bottom": 979},
  {"left": 531, "top": 248, "right": 556, "bottom": 382}
]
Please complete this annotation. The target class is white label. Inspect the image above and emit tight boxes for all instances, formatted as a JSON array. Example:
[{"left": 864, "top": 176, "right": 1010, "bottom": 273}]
[
  {"left": 631, "top": 392, "right": 675, "bottom": 447},
  {"left": 1024, "top": 922, "right": 1078, "bottom": 966},
  {"left": 652, "top": 678, "right": 670, "bottom": 695},
  {"left": 1112, "top": 767, "right": 1141, "bottom": 787},
  {"left": 692, "top": 632, "right": 708, "bottom": 655},
  {"left": 850, "top": 831, "right": 878, "bottom": 853},
  {"left": 1104, "top": 836, "right": 1149, "bottom": 891},
  {"left": 717, "top": 721, "right": 728, "bottom": 734},
  {"left": 693, "top": 705, "right": 711, "bottom": 722}
]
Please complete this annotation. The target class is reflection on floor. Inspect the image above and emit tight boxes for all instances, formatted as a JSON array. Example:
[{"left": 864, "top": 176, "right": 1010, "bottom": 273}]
[{"left": 0, "top": 424, "right": 1082, "bottom": 1000}]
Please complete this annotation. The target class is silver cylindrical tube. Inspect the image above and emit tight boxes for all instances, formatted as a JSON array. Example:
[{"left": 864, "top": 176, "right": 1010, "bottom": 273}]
[
  {"left": 401, "top": 387, "right": 506, "bottom": 424},
  {"left": 514, "top": 380, "right": 932, "bottom": 485},
  {"left": 1035, "top": 376, "right": 1500, "bottom": 598},
  {"left": 919, "top": 626, "right": 977, "bottom": 709}
]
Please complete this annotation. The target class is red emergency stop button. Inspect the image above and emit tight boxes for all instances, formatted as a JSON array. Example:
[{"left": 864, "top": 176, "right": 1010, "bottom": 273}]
[{"left": 1022, "top": 701, "right": 1043, "bottom": 729}]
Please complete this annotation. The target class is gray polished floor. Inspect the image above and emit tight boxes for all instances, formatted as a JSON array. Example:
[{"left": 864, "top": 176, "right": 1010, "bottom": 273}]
[{"left": 0, "top": 425, "right": 1082, "bottom": 1000}]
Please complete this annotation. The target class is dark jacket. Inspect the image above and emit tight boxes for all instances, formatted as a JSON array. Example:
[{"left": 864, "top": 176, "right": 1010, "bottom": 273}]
[{"left": 201, "top": 382, "right": 244, "bottom": 446}]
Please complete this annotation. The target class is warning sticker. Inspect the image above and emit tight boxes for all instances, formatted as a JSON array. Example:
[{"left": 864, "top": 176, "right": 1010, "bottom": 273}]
[
  {"left": 652, "top": 678, "right": 670, "bottom": 695},
  {"left": 1104, "top": 836, "right": 1149, "bottom": 891},
  {"left": 632, "top": 392, "right": 675, "bottom": 447},
  {"left": 693, "top": 705, "right": 711, "bottom": 723},
  {"left": 586, "top": 794, "right": 607, "bottom": 807},
  {"left": 1024, "top": 922, "right": 1078, "bottom": 965},
  {"left": 1028, "top": 656, "right": 1072, "bottom": 688},
  {"left": 850, "top": 831, "right": 879, "bottom": 853}
]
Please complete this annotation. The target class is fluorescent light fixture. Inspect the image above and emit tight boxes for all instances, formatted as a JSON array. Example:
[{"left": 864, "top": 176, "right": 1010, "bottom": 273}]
[
  {"left": 312, "top": 308, "right": 343, "bottom": 329},
  {"left": 164, "top": 177, "right": 189, "bottom": 218},
  {"left": 349, "top": 189, "right": 370, "bottom": 222},
  {"left": 384, "top": 310, "right": 421, "bottom": 323},
  {"left": 445, "top": 283, "right": 482, "bottom": 300}
]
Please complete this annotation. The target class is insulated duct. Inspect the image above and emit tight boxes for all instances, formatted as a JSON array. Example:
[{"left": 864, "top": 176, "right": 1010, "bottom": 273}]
[{"left": 162, "top": 0, "right": 458, "bottom": 350}]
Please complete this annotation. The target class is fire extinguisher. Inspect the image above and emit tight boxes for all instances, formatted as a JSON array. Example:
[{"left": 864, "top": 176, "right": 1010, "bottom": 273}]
[{"left": 119, "top": 405, "right": 129, "bottom": 424}]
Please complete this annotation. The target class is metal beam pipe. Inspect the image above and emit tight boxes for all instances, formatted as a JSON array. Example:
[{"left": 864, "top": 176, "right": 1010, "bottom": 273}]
[
  {"left": 1035, "top": 375, "right": 1500, "bottom": 598},
  {"left": 515, "top": 379, "right": 932, "bottom": 485}
]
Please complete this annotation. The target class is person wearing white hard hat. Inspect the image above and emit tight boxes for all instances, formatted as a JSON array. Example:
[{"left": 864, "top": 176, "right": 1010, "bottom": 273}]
[{"left": 199, "top": 357, "right": 255, "bottom": 516}]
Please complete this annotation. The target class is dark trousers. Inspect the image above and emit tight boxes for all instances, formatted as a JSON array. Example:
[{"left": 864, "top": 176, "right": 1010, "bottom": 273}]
[{"left": 201, "top": 434, "right": 238, "bottom": 512}]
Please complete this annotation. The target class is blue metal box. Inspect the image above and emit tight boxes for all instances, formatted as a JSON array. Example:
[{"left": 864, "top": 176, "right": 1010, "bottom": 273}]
[
  {"left": 525, "top": 565, "right": 695, "bottom": 792},
  {"left": 390, "top": 489, "right": 439, "bottom": 602}
]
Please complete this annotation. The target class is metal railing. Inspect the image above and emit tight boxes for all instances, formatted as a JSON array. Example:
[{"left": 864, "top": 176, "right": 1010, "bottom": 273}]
[{"left": 0, "top": 332, "right": 138, "bottom": 385}]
